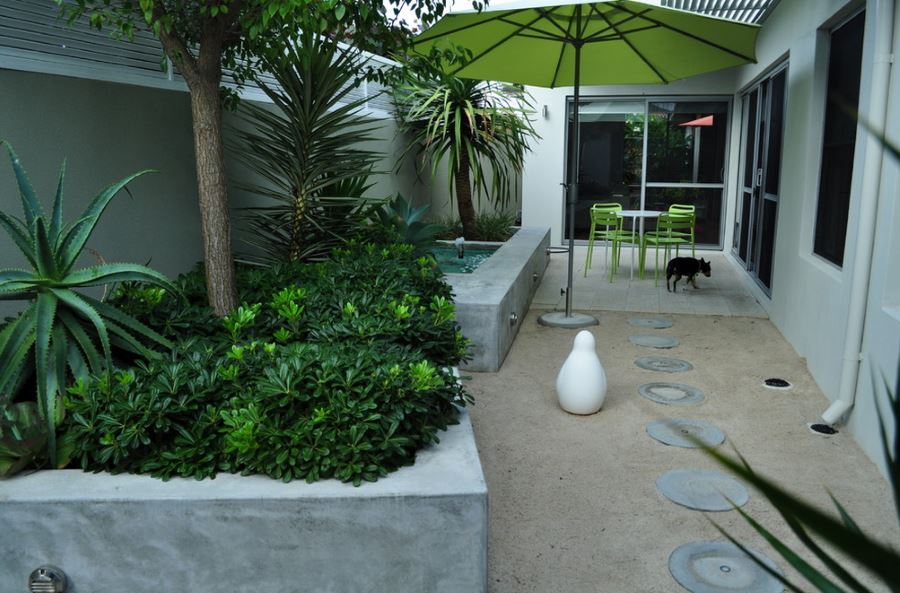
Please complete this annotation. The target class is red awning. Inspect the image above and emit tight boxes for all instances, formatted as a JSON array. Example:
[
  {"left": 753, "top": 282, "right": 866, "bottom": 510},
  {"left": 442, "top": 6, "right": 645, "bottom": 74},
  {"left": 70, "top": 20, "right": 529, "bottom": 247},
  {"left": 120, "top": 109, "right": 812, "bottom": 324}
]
[{"left": 678, "top": 115, "right": 714, "bottom": 127}]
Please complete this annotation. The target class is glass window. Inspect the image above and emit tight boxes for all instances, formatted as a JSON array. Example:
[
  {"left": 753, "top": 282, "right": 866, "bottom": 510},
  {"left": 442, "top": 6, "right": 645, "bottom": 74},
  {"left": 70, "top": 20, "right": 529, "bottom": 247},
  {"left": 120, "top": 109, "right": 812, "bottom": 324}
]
[
  {"left": 645, "top": 187, "right": 723, "bottom": 246},
  {"left": 813, "top": 10, "right": 865, "bottom": 266},
  {"left": 647, "top": 101, "right": 729, "bottom": 184},
  {"left": 566, "top": 100, "right": 644, "bottom": 239}
]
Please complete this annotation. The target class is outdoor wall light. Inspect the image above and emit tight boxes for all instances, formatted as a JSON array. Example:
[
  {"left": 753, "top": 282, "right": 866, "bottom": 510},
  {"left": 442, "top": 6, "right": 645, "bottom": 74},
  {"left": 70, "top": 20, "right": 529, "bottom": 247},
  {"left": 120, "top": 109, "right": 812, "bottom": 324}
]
[
  {"left": 28, "top": 566, "right": 68, "bottom": 593},
  {"left": 542, "top": 104, "right": 549, "bottom": 118}
]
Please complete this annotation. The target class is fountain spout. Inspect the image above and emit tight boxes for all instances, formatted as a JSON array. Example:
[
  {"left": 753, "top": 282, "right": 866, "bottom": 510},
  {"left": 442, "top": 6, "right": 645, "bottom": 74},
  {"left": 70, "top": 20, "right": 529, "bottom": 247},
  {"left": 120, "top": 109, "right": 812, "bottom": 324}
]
[{"left": 454, "top": 237, "right": 465, "bottom": 259}]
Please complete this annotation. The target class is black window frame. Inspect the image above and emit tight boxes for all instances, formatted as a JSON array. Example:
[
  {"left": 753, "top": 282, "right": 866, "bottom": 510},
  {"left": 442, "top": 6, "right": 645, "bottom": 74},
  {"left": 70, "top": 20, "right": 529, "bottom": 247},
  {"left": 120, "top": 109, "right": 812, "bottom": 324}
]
[{"left": 813, "top": 9, "right": 866, "bottom": 267}]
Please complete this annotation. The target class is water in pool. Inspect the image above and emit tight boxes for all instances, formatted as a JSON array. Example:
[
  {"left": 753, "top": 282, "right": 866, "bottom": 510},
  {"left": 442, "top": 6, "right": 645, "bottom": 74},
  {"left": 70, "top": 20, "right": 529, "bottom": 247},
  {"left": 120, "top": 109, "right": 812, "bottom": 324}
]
[{"left": 432, "top": 246, "right": 497, "bottom": 273}]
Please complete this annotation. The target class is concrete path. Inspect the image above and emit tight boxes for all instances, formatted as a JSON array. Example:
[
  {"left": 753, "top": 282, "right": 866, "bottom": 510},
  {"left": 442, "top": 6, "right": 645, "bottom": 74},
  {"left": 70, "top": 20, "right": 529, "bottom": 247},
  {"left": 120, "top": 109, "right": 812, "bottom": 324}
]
[
  {"left": 534, "top": 247, "right": 767, "bottom": 318},
  {"left": 466, "top": 310, "right": 899, "bottom": 593}
]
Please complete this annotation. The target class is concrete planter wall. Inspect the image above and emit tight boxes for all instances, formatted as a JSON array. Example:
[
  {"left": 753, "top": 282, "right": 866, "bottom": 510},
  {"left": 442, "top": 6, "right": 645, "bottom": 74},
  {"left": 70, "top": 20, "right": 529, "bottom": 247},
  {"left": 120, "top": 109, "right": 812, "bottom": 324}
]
[
  {"left": 0, "top": 412, "right": 487, "bottom": 593},
  {"left": 446, "top": 227, "right": 551, "bottom": 372}
]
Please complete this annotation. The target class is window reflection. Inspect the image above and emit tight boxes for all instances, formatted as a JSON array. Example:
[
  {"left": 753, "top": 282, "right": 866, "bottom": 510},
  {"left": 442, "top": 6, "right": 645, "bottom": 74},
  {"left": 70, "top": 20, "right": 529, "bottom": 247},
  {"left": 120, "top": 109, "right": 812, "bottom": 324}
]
[{"left": 647, "top": 102, "right": 728, "bottom": 184}]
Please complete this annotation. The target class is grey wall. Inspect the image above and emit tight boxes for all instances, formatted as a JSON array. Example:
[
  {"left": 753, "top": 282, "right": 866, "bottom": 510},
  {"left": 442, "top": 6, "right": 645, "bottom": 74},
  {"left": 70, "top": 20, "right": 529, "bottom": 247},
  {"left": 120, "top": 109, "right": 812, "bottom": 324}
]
[{"left": 0, "top": 69, "right": 202, "bottom": 284}]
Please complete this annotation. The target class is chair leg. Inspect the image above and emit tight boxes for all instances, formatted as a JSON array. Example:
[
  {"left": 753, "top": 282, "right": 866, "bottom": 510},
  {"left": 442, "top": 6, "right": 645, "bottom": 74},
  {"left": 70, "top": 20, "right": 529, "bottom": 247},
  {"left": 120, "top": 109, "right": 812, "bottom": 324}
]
[
  {"left": 691, "top": 229, "right": 696, "bottom": 257},
  {"left": 584, "top": 227, "right": 595, "bottom": 277}
]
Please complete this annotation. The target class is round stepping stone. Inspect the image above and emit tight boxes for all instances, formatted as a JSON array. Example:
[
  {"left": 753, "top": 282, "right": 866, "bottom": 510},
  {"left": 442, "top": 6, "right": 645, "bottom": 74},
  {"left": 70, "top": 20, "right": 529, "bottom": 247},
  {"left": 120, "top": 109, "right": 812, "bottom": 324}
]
[
  {"left": 639, "top": 383, "right": 705, "bottom": 406},
  {"left": 657, "top": 469, "right": 749, "bottom": 511},
  {"left": 629, "top": 334, "right": 680, "bottom": 349},
  {"left": 628, "top": 316, "right": 673, "bottom": 329},
  {"left": 646, "top": 419, "right": 725, "bottom": 448},
  {"left": 635, "top": 356, "right": 693, "bottom": 373},
  {"left": 669, "top": 541, "right": 784, "bottom": 593}
]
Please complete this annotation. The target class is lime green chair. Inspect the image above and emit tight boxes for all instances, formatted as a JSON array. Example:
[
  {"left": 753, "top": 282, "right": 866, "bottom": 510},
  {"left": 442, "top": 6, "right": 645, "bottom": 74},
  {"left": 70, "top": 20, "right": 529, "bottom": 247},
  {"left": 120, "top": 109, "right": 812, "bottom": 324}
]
[
  {"left": 584, "top": 203, "right": 636, "bottom": 282},
  {"left": 668, "top": 203, "right": 696, "bottom": 257},
  {"left": 640, "top": 213, "right": 693, "bottom": 285}
]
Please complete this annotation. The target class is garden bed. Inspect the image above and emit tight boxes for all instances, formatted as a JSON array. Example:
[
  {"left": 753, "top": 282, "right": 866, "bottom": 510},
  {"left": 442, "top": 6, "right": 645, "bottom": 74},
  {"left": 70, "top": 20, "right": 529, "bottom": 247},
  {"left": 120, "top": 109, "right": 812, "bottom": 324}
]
[
  {"left": 444, "top": 227, "right": 550, "bottom": 372},
  {"left": 0, "top": 411, "right": 487, "bottom": 593}
]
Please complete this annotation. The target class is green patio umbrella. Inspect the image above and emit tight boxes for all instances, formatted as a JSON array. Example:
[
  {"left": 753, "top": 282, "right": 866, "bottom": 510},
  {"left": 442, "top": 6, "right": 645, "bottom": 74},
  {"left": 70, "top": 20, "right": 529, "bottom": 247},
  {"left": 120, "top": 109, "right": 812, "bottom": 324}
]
[{"left": 413, "top": 0, "right": 759, "bottom": 327}]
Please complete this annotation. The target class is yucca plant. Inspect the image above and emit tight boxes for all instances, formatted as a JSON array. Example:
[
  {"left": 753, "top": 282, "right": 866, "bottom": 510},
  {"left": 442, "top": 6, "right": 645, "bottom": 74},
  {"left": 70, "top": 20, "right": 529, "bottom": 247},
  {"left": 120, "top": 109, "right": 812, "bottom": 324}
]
[
  {"left": 0, "top": 142, "right": 174, "bottom": 467},
  {"left": 391, "top": 50, "right": 538, "bottom": 240},
  {"left": 232, "top": 31, "right": 384, "bottom": 265},
  {"left": 701, "top": 373, "right": 900, "bottom": 593}
]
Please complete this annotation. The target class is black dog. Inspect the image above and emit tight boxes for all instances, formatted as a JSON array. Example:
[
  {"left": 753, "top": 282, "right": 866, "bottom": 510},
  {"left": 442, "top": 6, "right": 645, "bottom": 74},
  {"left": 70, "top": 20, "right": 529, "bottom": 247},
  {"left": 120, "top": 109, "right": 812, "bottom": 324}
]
[{"left": 666, "top": 257, "right": 711, "bottom": 292}]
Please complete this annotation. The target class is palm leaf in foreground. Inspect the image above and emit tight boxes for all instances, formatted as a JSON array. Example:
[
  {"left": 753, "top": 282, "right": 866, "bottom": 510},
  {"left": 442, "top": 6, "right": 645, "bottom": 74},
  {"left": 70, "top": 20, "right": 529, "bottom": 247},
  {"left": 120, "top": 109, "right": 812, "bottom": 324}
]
[{"left": 698, "top": 373, "right": 900, "bottom": 593}]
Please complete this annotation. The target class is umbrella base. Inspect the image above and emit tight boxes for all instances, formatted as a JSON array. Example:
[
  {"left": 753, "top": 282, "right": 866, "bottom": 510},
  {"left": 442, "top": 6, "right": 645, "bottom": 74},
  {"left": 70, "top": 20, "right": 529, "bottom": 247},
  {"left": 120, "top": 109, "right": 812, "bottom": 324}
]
[{"left": 537, "top": 311, "right": 599, "bottom": 328}]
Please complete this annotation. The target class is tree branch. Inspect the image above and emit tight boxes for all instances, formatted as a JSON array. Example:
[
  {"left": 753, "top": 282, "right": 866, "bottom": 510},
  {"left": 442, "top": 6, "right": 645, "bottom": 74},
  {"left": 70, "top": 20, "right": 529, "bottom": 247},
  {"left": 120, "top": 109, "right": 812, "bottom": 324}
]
[{"left": 150, "top": 2, "right": 200, "bottom": 86}]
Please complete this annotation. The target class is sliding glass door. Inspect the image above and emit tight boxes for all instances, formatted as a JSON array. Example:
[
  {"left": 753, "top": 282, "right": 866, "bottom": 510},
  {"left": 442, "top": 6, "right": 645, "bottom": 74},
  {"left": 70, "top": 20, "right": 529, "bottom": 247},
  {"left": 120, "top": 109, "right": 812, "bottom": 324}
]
[
  {"left": 734, "top": 66, "right": 787, "bottom": 293},
  {"left": 565, "top": 97, "right": 730, "bottom": 246}
]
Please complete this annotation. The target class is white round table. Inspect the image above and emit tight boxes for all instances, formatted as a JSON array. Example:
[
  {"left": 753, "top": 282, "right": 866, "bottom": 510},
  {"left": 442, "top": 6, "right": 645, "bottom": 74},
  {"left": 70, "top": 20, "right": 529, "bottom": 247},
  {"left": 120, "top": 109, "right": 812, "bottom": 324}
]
[{"left": 617, "top": 210, "right": 661, "bottom": 280}]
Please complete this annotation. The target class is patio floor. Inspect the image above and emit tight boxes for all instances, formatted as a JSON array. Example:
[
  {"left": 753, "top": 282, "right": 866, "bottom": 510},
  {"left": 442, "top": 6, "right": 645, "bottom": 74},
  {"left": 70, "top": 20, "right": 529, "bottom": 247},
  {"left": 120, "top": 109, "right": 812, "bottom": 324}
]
[
  {"left": 533, "top": 247, "right": 768, "bottom": 318},
  {"left": 465, "top": 309, "right": 899, "bottom": 593}
]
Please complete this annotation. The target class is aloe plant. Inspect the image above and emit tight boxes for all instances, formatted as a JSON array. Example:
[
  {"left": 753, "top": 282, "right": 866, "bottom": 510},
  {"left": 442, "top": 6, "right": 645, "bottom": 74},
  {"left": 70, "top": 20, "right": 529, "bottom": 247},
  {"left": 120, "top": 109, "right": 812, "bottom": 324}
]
[
  {"left": 0, "top": 141, "right": 174, "bottom": 467},
  {"left": 374, "top": 195, "right": 447, "bottom": 252}
]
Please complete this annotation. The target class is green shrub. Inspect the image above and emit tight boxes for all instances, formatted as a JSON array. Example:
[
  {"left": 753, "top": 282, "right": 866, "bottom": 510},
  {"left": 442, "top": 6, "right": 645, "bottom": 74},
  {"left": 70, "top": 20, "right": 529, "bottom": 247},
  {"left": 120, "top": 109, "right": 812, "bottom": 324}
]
[
  {"left": 64, "top": 339, "right": 467, "bottom": 485},
  {"left": 64, "top": 243, "right": 471, "bottom": 484},
  {"left": 113, "top": 243, "right": 467, "bottom": 366},
  {"left": 435, "top": 211, "right": 517, "bottom": 242}
]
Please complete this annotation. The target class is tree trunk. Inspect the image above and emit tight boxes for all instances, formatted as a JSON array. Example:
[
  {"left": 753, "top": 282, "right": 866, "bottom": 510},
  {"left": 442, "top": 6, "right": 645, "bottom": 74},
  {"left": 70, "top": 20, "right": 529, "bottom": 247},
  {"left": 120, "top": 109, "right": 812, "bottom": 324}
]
[
  {"left": 454, "top": 152, "right": 478, "bottom": 239},
  {"left": 188, "top": 76, "right": 238, "bottom": 316}
]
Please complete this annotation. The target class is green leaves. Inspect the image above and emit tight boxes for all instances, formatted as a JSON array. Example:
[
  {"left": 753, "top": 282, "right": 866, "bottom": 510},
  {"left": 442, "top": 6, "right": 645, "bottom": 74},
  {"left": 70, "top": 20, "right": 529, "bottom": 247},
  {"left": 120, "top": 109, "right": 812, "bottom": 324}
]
[
  {"left": 64, "top": 242, "right": 471, "bottom": 485},
  {"left": 232, "top": 31, "right": 383, "bottom": 265},
  {"left": 0, "top": 141, "right": 174, "bottom": 470},
  {"left": 391, "top": 53, "right": 539, "bottom": 236},
  {"left": 701, "top": 380, "right": 900, "bottom": 593}
]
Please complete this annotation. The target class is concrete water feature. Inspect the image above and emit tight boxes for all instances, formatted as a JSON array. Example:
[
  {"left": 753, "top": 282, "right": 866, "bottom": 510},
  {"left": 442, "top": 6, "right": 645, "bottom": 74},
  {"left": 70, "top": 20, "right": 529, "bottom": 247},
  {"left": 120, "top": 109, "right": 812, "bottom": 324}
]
[
  {"left": 0, "top": 412, "right": 487, "bottom": 593},
  {"left": 444, "top": 227, "right": 550, "bottom": 372}
]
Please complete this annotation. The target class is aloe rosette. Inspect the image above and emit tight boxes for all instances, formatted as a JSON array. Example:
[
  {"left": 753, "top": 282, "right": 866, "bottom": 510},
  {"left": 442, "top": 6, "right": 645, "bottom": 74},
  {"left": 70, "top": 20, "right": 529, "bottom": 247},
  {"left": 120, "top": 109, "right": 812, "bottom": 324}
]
[{"left": 0, "top": 141, "right": 174, "bottom": 465}]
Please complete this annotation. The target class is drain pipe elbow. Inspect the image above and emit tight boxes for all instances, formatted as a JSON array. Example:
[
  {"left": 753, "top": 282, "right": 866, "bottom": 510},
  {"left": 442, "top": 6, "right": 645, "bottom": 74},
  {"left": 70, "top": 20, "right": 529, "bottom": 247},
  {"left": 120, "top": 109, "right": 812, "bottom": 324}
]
[{"left": 822, "top": 0, "right": 894, "bottom": 425}]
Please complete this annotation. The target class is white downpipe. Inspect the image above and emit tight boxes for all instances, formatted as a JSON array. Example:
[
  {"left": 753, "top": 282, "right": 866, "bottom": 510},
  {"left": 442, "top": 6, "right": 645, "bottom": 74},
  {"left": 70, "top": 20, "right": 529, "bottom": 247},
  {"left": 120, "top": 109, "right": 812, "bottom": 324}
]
[{"left": 822, "top": 0, "right": 896, "bottom": 425}]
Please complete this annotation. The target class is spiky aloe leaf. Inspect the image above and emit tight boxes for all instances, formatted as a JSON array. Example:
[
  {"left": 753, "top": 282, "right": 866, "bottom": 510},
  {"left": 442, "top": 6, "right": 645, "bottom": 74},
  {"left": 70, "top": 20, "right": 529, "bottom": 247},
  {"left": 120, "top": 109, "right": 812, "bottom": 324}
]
[
  {"left": 0, "top": 308, "right": 36, "bottom": 394},
  {"left": 50, "top": 159, "right": 66, "bottom": 245},
  {"left": 49, "top": 288, "right": 111, "bottom": 368},
  {"left": 62, "top": 263, "right": 174, "bottom": 291},
  {"left": 1, "top": 141, "right": 45, "bottom": 227},
  {"left": 0, "top": 210, "right": 37, "bottom": 268},
  {"left": 57, "top": 169, "right": 154, "bottom": 273},
  {"left": 84, "top": 295, "right": 172, "bottom": 350},
  {"left": 34, "top": 291, "right": 58, "bottom": 465},
  {"left": 56, "top": 309, "right": 102, "bottom": 376},
  {"left": 33, "top": 217, "right": 58, "bottom": 279}
]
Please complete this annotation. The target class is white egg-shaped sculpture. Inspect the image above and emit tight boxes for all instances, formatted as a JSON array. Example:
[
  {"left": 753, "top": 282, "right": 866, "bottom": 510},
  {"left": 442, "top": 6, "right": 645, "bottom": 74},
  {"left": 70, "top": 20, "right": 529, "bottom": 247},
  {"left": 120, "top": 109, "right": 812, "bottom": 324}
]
[{"left": 556, "top": 330, "right": 607, "bottom": 415}]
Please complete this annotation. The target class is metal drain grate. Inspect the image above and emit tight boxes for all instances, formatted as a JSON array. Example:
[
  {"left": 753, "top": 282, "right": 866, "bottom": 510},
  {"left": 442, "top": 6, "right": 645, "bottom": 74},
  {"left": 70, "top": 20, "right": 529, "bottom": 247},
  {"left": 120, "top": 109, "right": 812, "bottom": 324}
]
[
  {"left": 763, "top": 378, "right": 792, "bottom": 390},
  {"left": 808, "top": 423, "right": 838, "bottom": 436}
]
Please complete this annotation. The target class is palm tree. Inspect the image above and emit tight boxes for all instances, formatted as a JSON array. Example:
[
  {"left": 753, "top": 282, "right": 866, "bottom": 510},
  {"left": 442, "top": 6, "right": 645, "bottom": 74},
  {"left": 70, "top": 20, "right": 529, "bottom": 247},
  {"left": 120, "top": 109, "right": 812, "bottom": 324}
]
[{"left": 391, "top": 54, "right": 538, "bottom": 239}]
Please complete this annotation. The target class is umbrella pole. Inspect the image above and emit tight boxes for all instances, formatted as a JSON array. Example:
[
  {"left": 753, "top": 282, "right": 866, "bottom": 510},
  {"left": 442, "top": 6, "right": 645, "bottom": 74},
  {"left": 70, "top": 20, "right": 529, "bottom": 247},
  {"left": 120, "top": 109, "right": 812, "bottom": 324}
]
[{"left": 538, "top": 41, "right": 598, "bottom": 329}]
